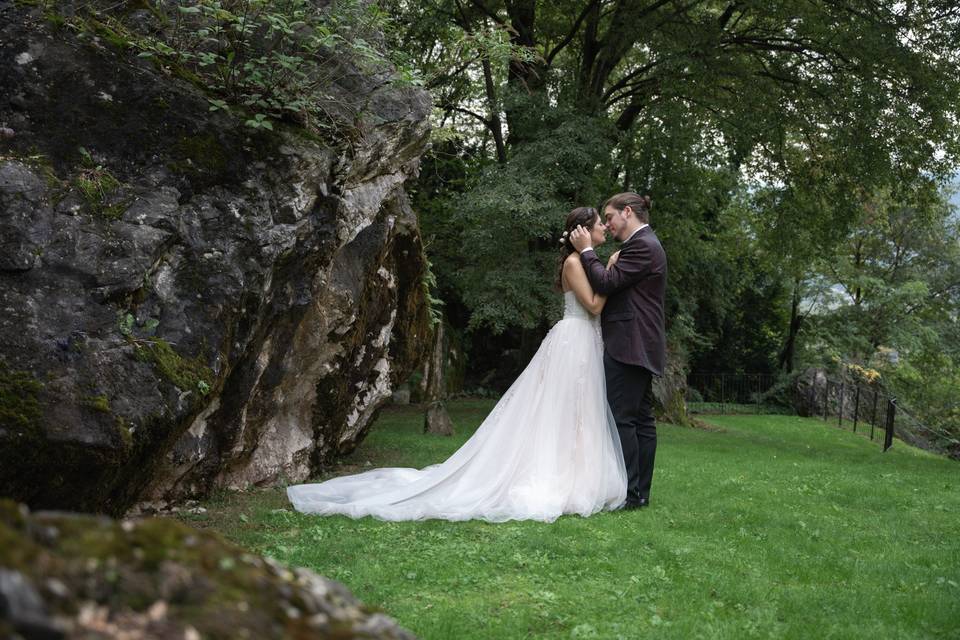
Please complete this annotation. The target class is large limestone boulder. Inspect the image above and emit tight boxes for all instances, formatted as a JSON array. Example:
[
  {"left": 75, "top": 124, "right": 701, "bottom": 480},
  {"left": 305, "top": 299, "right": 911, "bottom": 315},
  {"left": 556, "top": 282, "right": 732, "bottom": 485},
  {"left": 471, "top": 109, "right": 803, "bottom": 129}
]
[
  {"left": 0, "top": 500, "right": 416, "bottom": 639},
  {"left": 0, "top": 3, "right": 431, "bottom": 514}
]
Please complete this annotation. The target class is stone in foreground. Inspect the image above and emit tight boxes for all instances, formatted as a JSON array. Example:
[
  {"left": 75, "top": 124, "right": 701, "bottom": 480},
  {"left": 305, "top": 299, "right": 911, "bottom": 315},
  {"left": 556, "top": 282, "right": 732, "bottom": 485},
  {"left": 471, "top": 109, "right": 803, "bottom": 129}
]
[{"left": 0, "top": 500, "right": 416, "bottom": 639}]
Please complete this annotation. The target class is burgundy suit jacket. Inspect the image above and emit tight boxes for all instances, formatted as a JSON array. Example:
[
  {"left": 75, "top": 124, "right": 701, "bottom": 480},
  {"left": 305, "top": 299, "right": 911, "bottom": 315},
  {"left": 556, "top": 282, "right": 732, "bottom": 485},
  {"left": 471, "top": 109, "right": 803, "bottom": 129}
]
[{"left": 580, "top": 226, "right": 667, "bottom": 376}]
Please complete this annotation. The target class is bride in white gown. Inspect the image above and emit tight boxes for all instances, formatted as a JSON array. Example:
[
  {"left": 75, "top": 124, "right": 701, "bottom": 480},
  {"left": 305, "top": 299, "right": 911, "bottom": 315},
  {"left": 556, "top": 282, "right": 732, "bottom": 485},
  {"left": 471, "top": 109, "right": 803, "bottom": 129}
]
[{"left": 287, "top": 207, "right": 627, "bottom": 522}]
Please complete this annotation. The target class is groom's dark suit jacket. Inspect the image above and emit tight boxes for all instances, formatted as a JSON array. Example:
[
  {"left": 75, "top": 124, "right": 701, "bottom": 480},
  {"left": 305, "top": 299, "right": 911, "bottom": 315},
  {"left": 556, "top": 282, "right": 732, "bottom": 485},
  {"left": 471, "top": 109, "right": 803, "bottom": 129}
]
[{"left": 580, "top": 226, "right": 667, "bottom": 376}]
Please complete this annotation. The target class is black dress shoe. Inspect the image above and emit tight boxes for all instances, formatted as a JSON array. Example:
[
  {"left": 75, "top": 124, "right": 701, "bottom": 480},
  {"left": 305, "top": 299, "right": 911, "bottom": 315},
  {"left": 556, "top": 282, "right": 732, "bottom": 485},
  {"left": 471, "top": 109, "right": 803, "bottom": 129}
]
[{"left": 622, "top": 498, "right": 649, "bottom": 510}]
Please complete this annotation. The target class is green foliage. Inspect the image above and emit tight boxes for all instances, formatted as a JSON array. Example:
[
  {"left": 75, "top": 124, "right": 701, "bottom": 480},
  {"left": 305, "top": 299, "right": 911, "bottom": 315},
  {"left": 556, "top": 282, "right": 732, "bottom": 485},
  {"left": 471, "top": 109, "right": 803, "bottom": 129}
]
[
  {"left": 118, "top": 313, "right": 135, "bottom": 337},
  {"left": 127, "top": 0, "right": 410, "bottom": 133},
  {"left": 181, "top": 401, "right": 960, "bottom": 639},
  {"left": 118, "top": 312, "right": 160, "bottom": 339},
  {"left": 755, "top": 178, "right": 960, "bottom": 445},
  {"left": 400, "top": 0, "right": 960, "bottom": 385},
  {"left": 34, "top": 0, "right": 416, "bottom": 135},
  {"left": 440, "top": 107, "right": 618, "bottom": 332}
]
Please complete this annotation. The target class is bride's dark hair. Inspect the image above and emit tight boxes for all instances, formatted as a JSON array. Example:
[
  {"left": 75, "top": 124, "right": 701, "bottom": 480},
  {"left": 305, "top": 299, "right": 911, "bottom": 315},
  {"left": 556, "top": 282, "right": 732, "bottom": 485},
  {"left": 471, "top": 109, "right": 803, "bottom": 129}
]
[{"left": 555, "top": 206, "right": 599, "bottom": 291}]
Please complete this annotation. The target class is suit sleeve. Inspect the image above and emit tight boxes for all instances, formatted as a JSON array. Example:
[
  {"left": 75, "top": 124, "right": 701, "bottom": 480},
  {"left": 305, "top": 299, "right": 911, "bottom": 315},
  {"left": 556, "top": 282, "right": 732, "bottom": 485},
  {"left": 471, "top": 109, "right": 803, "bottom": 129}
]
[{"left": 579, "top": 241, "right": 652, "bottom": 295}]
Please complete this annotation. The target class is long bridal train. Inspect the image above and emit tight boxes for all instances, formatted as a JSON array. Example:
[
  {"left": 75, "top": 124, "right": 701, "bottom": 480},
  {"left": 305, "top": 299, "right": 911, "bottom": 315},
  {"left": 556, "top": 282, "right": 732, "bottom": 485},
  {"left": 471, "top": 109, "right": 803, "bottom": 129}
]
[{"left": 287, "top": 291, "right": 627, "bottom": 523}]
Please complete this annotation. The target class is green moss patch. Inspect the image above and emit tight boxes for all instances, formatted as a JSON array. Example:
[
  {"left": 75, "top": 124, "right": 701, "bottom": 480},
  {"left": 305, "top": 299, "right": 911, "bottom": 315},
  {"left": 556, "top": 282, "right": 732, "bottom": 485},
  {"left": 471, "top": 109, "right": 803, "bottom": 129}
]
[
  {"left": 82, "top": 394, "right": 111, "bottom": 413},
  {"left": 170, "top": 133, "right": 229, "bottom": 176},
  {"left": 0, "top": 362, "right": 43, "bottom": 433},
  {"left": 134, "top": 338, "right": 213, "bottom": 396}
]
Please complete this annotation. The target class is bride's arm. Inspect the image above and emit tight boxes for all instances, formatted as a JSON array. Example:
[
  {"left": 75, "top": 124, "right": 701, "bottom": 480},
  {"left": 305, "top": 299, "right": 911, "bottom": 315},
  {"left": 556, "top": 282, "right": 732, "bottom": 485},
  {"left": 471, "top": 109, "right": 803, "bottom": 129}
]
[{"left": 563, "top": 255, "right": 607, "bottom": 315}]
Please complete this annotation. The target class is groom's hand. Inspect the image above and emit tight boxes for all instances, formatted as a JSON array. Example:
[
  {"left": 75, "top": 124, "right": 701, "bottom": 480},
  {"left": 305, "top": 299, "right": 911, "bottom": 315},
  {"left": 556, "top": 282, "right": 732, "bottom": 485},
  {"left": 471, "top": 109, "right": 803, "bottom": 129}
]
[{"left": 570, "top": 226, "right": 593, "bottom": 252}]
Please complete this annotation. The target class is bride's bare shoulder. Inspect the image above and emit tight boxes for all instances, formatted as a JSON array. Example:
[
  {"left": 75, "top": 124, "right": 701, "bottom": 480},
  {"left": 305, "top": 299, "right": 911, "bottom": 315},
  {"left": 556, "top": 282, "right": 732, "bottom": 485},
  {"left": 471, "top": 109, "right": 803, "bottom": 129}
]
[{"left": 564, "top": 253, "right": 584, "bottom": 270}]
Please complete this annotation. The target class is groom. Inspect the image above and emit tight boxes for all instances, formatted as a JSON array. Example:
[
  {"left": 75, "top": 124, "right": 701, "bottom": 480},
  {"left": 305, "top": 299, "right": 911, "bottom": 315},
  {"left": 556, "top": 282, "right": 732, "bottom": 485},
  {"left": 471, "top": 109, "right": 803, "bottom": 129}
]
[{"left": 570, "top": 192, "right": 666, "bottom": 509}]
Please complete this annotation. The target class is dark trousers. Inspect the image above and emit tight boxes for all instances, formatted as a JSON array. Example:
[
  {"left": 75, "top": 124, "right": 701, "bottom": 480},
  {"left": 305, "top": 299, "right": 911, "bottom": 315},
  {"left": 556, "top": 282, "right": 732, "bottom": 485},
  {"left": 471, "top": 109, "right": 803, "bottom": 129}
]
[{"left": 604, "top": 351, "right": 657, "bottom": 503}]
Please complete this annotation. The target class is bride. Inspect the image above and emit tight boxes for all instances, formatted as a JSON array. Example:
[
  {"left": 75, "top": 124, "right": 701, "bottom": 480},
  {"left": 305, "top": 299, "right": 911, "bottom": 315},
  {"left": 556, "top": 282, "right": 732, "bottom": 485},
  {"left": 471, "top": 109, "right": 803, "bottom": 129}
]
[{"left": 287, "top": 207, "right": 627, "bottom": 522}]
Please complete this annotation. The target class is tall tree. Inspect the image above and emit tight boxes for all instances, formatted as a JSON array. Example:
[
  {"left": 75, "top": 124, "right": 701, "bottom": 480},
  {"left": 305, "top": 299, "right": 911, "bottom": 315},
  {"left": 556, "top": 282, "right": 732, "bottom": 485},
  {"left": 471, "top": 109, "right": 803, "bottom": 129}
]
[{"left": 392, "top": 0, "right": 960, "bottom": 381}]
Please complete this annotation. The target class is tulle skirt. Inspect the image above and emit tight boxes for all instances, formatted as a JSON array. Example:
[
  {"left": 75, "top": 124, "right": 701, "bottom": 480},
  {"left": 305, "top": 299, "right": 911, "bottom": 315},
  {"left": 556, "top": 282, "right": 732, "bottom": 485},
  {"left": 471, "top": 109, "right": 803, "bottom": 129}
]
[{"left": 287, "top": 315, "right": 627, "bottom": 522}]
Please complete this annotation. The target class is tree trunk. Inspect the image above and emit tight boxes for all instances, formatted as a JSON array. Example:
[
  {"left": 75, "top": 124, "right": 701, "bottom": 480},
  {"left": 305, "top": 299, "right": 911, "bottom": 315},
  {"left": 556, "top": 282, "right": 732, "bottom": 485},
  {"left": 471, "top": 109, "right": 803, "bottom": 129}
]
[
  {"left": 481, "top": 56, "right": 507, "bottom": 164},
  {"left": 423, "top": 320, "right": 454, "bottom": 436},
  {"left": 778, "top": 279, "right": 803, "bottom": 374},
  {"left": 653, "top": 344, "right": 690, "bottom": 426}
]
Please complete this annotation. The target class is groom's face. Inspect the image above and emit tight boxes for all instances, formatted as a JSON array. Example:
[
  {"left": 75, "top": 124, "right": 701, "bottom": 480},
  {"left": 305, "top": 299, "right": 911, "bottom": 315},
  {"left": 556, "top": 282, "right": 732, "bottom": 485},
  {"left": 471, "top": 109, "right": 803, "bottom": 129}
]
[{"left": 603, "top": 205, "right": 631, "bottom": 241}]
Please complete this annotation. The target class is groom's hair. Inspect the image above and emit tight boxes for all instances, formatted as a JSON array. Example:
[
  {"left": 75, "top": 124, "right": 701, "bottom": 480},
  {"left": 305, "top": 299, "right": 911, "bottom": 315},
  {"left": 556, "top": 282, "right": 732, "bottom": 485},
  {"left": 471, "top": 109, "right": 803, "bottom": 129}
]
[{"left": 603, "top": 192, "right": 652, "bottom": 223}]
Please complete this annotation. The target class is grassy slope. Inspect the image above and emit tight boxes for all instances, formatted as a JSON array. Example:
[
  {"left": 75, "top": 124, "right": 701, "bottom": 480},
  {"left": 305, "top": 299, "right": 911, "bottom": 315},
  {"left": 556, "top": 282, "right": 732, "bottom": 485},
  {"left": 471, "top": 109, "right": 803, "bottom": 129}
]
[{"left": 179, "top": 401, "right": 960, "bottom": 639}]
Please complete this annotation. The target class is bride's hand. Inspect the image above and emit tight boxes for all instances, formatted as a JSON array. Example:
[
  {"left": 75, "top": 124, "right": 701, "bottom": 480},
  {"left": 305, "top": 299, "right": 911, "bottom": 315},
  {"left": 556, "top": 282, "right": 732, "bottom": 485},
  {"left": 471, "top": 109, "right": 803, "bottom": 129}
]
[{"left": 606, "top": 251, "right": 621, "bottom": 269}]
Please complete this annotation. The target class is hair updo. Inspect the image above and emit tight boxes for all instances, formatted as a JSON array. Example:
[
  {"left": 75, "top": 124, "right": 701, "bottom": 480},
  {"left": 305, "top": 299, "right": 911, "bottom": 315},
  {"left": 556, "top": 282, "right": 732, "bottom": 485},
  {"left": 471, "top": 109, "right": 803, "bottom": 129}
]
[
  {"left": 603, "top": 192, "right": 652, "bottom": 223},
  {"left": 555, "top": 206, "right": 599, "bottom": 291}
]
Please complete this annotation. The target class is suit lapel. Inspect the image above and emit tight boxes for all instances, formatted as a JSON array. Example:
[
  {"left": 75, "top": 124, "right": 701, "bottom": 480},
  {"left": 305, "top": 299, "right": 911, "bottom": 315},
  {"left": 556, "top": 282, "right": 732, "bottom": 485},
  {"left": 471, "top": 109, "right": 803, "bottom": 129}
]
[{"left": 620, "top": 225, "right": 651, "bottom": 250}]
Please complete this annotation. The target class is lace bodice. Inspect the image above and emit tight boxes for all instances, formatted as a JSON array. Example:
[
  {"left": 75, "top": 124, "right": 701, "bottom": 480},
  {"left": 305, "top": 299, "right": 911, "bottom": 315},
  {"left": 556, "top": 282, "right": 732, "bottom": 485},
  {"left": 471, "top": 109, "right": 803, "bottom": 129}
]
[{"left": 563, "top": 290, "right": 596, "bottom": 321}]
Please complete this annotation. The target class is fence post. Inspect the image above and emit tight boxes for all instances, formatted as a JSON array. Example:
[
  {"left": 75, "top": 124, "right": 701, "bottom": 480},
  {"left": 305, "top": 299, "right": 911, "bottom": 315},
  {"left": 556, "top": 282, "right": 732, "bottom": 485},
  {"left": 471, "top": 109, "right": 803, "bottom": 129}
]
[
  {"left": 823, "top": 380, "right": 829, "bottom": 421},
  {"left": 838, "top": 383, "right": 845, "bottom": 428},
  {"left": 883, "top": 398, "right": 896, "bottom": 452},
  {"left": 720, "top": 374, "right": 725, "bottom": 415},
  {"left": 756, "top": 374, "right": 761, "bottom": 414},
  {"left": 853, "top": 386, "right": 860, "bottom": 433},
  {"left": 870, "top": 390, "right": 879, "bottom": 441}
]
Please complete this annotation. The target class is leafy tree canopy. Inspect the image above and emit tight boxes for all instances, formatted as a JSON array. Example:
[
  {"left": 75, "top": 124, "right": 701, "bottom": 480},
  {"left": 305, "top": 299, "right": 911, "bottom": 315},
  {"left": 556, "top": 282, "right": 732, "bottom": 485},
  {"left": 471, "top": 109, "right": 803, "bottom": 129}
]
[{"left": 395, "top": 0, "right": 960, "bottom": 333}]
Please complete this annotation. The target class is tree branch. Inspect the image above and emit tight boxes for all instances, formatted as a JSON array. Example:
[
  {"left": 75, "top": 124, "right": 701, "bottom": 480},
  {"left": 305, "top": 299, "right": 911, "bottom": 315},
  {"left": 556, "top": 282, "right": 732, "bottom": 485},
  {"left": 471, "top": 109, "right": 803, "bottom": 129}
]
[
  {"left": 426, "top": 53, "right": 482, "bottom": 89},
  {"left": 717, "top": 2, "right": 737, "bottom": 29},
  {"left": 601, "top": 59, "right": 664, "bottom": 103},
  {"left": 481, "top": 55, "right": 508, "bottom": 163},
  {"left": 466, "top": 0, "right": 509, "bottom": 28},
  {"left": 440, "top": 104, "right": 491, "bottom": 126},
  {"left": 545, "top": 0, "right": 600, "bottom": 65}
]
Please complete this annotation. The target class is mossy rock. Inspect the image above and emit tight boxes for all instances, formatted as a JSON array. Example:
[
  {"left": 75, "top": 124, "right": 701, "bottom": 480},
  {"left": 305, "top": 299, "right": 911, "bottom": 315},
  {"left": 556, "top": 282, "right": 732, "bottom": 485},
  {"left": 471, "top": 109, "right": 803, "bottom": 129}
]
[
  {"left": 0, "top": 360, "right": 43, "bottom": 435},
  {"left": 0, "top": 0, "right": 432, "bottom": 513},
  {"left": 172, "top": 134, "right": 228, "bottom": 174},
  {"left": 0, "top": 499, "right": 417, "bottom": 639},
  {"left": 82, "top": 394, "right": 111, "bottom": 413},
  {"left": 134, "top": 338, "right": 213, "bottom": 397}
]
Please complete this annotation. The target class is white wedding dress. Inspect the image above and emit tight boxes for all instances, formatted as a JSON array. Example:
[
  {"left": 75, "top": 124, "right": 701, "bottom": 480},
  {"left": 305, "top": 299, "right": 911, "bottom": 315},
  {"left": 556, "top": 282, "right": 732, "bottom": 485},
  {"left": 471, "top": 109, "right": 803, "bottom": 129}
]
[{"left": 287, "top": 291, "right": 627, "bottom": 522}]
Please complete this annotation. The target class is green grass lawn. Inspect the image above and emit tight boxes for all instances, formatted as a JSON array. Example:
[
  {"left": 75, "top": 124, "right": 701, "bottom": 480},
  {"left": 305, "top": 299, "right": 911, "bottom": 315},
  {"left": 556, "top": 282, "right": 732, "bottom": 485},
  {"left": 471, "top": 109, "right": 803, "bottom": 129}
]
[{"left": 178, "top": 400, "right": 960, "bottom": 639}]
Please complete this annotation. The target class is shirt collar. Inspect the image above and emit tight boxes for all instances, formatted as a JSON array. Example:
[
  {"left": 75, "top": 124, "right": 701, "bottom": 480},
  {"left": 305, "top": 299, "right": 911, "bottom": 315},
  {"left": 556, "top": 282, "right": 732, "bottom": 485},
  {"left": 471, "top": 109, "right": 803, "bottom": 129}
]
[{"left": 624, "top": 223, "right": 648, "bottom": 243}]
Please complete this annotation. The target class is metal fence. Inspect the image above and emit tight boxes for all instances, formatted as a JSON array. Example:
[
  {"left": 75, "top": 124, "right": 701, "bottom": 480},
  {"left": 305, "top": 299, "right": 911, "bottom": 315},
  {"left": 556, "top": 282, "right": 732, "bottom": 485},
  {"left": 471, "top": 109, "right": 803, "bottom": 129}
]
[
  {"left": 889, "top": 400, "right": 960, "bottom": 459},
  {"left": 812, "top": 377, "right": 957, "bottom": 456},
  {"left": 815, "top": 377, "right": 897, "bottom": 451},
  {"left": 688, "top": 372, "right": 959, "bottom": 457},
  {"left": 685, "top": 373, "right": 786, "bottom": 415}
]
